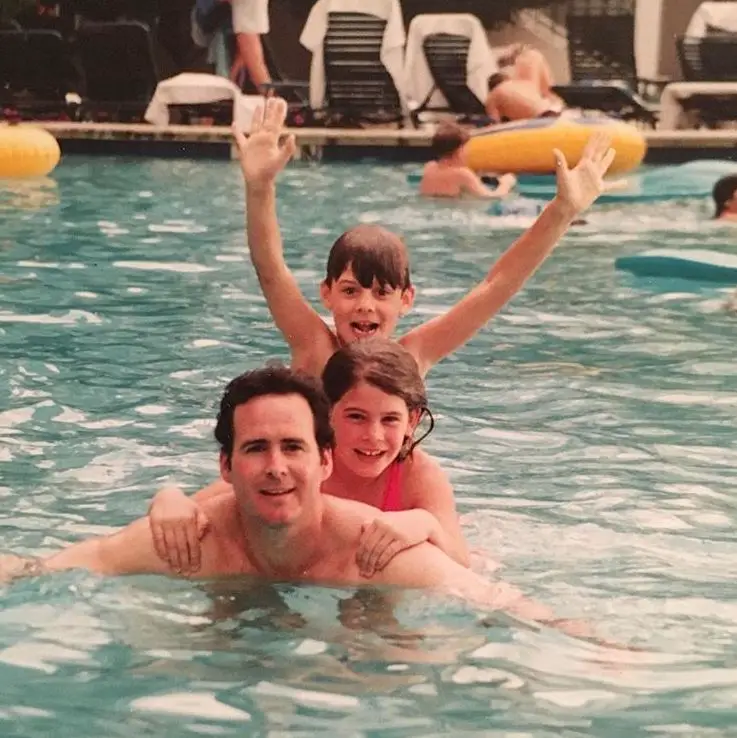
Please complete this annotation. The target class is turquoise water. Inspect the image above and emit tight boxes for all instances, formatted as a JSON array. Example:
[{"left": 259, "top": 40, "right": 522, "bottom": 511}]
[{"left": 1, "top": 157, "right": 737, "bottom": 736}]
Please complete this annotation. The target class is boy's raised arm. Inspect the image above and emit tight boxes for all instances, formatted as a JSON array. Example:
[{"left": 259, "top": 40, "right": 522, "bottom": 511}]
[
  {"left": 402, "top": 132, "right": 619, "bottom": 374},
  {"left": 234, "top": 98, "right": 334, "bottom": 355}
]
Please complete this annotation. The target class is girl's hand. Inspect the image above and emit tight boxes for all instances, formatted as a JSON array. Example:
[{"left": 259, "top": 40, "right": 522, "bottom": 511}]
[
  {"left": 149, "top": 487, "right": 209, "bottom": 575},
  {"left": 357, "top": 511, "right": 433, "bottom": 577}
]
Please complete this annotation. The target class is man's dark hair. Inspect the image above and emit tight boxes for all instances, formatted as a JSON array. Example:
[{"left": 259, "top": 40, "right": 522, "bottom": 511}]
[{"left": 215, "top": 365, "right": 335, "bottom": 464}]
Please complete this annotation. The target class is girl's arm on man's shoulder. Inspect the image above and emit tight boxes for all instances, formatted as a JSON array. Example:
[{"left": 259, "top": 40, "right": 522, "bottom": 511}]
[{"left": 401, "top": 451, "right": 470, "bottom": 566}]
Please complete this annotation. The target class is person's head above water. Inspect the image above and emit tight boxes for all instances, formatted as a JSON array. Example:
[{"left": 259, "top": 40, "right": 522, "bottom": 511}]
[
  {"left": 322, "top": 338, "right": 434, "bottom": 477},
  {"left": 214, "top": 365, "right": 337, "bottom": 529},
  {"left": 430, "top": 121, "right": 470, "bottom": 162},
  {"left": 320, "top": 224, "right": 415, "bottom": 344},
  {"left": 215, "top": 365, "right": 335, "bottom": 467},
  {"left": 712, "top": 174, "right": 737, "bottom": 219}
]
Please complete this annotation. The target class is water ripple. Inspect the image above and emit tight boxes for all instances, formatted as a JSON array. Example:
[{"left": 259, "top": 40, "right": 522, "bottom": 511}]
[{"left": 2, "top": 157, "right": 737, "bottom": 735}]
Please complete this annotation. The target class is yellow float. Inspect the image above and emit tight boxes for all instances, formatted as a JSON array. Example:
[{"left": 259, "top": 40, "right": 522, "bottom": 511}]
[
  {"left": 465, "top": 115, "right": 646, "bottom": 175},
  {"left": 0, "top": 124, "right": 61, "bottom": 178}
]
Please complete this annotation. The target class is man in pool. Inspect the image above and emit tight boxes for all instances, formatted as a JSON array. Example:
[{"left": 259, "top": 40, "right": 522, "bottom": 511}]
[{"left": 0, "top": 365, "right": 603, "bottom": 643}]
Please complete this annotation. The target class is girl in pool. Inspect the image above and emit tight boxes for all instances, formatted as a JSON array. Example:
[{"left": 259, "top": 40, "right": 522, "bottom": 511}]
[{"left": 149, "top": 338, "right": 471, "bottom": 577}]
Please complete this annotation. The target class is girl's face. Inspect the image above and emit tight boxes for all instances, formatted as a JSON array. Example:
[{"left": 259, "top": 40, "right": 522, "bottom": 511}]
[{"left": 330, "top": 380, "right": 416, "bottom": 479}]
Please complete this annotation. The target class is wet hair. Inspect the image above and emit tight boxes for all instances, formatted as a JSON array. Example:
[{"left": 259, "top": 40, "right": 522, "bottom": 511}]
[
  {"left": 215, "top": 365, "right": 335, "bottom": 465},
  {"left": 431, "top": 121, "right": 470, "bottom": 159},
  {"left": 324, "top": 224, "right": 411, "bottom": 291},
  {"left": 487, "top": 72, "right": 509, "bottom": 93},
  {"left": 321, "top": 338, "right": 434, "bottom": 459},
  {"left": 712, "top": 175, "right": 737, "bottom": 218}
]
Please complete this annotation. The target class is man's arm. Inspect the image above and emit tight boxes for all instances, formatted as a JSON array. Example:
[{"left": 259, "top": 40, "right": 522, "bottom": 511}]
[
  {"left": 375, "top": 543, "right": 598, "bottom": 641},
  {"left": 400, "top": 132, "right": 615, "bottom": 375},
  {"left": 43, "top": 518, "right": 173, "bottom": 577}
]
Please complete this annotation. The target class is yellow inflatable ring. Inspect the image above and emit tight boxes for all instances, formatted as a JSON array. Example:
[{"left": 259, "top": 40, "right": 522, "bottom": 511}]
[
  {"left": 0, "top": 124, "right": 61, "bottom": 178},
  {"left": 465, "top": 115, "right": 646, "bottom": 175}
]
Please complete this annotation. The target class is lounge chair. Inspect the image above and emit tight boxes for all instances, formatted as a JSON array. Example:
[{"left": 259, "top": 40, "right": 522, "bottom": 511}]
[
  {"left": 676, "top": 33, "right": 737, "bottom": 82},
  {"left": 662, "top": 34, "right": 737, "bottom": 128},
  {"left": 0, "top": 30, "right": 26, "bottom": 110},
  {"left": 299, "top": 0, "right": 408, "bottom": 127},
  {"left": 75, "top": 20, "right": 159, "bottom": 122},
  {"left": 552, "top": 0, "right": 665, "bottom": 126},
  {"left": 0, "top": 29, "right": 79, "bottom": 119},
  {"left": 404, "top": 13, "right": 495, "bottom": 126}
]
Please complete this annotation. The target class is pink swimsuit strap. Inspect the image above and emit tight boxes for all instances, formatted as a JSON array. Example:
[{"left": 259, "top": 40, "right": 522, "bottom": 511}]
[{"left": 380, "top": 462, "right": 403, "bottom": 512}]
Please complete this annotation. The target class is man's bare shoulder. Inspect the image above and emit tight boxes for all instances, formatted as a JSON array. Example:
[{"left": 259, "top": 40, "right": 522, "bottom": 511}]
[
  {"left": 200, "top": 491, "right": 238, "bottom": 521},
  {"left": 196, "top": 493, "right": 254, "bottom": 576},
  {"left": 323, "top": 494, "right": 378, "bottom": 528}
]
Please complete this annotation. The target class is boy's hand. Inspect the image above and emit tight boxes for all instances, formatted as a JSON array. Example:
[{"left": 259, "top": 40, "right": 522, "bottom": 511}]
[
  {"left": 149, "top": 487, "right": 209, "bottom": 575},
  {"left": 233, "top": 97, "right": 297, "bottom": 190},
  {"left": 497, "top": 173, "right": 517, "bottom": 194},
  {"left": 553, "top": 131, "right": 622, "bottom": 216}
]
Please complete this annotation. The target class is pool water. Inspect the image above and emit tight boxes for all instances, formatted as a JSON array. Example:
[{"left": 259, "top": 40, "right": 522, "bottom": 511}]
[{"left": 2, "top": 156, "right": 737, "bottom": 736}]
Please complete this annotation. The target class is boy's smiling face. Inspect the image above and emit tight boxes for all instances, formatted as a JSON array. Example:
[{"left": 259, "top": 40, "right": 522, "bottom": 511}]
[{"left": 320, "top": 266, "right": 414, "bottom": 345}]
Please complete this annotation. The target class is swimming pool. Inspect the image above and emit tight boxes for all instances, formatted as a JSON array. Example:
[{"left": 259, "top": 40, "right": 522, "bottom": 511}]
[{"left": 2, "top": 156, "right": 737, "bottom": 736}]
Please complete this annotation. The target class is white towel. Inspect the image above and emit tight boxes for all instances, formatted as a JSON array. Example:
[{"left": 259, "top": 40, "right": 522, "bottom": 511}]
[
  {"left": 231, "top": 0, "right": 270, "bottom": 35},
  {"left": 144, "top": 73, "right": 261, "bottom": 131},
  {"left": 404, "top": 13, "right": 496, "bottom": 109},
  {"left": 299, "top": 0, "right": 407, "bottom": 112},
  {"left": 686, "top": 1, "right": 737, "bottom": 37}
]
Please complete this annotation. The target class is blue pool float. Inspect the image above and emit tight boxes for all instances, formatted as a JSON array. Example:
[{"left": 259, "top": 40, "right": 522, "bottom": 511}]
[
  {"left": 516, "top": 160, "right": 737, "bottom": 203},
  {"left": 487, "top": 198, "right": 544, "bottom": 217},
  {"left": 615, "top": 249, "right": 737, "bottom": 283}
]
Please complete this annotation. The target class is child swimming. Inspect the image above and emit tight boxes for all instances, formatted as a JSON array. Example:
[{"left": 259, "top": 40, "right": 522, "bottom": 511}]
[
  {"left": 234, "top": 97, "right": 618, "bottom": 379},
  {"left": 419, "top": 121, "right": 517, "bottom": 199}
]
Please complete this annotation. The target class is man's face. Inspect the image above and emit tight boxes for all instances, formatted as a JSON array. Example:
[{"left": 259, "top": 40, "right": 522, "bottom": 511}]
[{"left": 221, "top": 393, "right": 332, "bottom": 528}]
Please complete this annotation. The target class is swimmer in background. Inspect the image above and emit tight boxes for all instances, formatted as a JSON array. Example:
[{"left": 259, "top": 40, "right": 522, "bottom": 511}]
[
  {"left": 713, "top": 174, "right": 737, "bottom": 222},
  {"left": 711, "top": 175, "right": 737, "bottom": 311},
  {"left": 420, "top": 122, "right": 517, "bottom": 199},
  {"left": 496, "top": 44, "right": 564, "bottom": 113}
]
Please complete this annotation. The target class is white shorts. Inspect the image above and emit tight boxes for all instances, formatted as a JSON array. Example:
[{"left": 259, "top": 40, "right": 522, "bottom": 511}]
[{"left": 231, "top": 0, "right": 270, "bottom": 35}]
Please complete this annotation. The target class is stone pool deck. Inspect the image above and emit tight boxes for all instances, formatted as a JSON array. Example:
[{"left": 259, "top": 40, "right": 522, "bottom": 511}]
[{"left": 37, "top": 121, "right": 737, "bottom": 164}]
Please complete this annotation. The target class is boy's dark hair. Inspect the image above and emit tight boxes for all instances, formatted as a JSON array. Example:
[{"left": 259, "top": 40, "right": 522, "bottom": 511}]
[
  {"left": 215, "top": 365, "right": 335, "bottom": 465},
  {"left": 487, "top": 72, "right": 509, "bottom": 93},
  {"left": 324, "top": 224, "right": 411, "bottom": 291},
  {"left": 712, "top": 174, "right": 737, "bottom": 218},
  {"left": 431, "top": 121, "right": 470, "bottom": 159}
]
